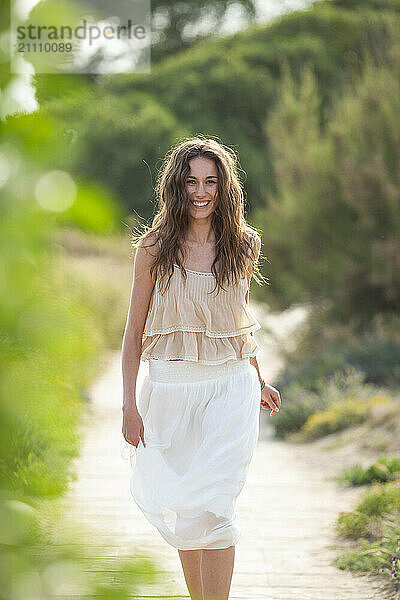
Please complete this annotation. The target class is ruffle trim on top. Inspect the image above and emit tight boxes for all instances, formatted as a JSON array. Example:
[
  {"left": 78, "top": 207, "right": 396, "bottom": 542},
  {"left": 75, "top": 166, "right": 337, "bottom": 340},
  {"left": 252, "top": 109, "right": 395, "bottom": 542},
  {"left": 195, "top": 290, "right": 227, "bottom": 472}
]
[
  {"left": 143, "top": 301, "right": 261, "bottom": 338},
  {"left": 140, "top": 330, "right": 261, "bottom": 364}
]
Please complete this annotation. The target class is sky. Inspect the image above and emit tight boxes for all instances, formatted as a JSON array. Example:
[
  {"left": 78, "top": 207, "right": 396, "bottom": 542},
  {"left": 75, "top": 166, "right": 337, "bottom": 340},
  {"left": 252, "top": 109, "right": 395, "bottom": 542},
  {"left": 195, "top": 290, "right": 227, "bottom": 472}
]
[
  {"left": 255, "top": 0, "right": 313, "bottom": 21},
  {"left": 221, "top": 0, "right": 313, "bottom": 34}
]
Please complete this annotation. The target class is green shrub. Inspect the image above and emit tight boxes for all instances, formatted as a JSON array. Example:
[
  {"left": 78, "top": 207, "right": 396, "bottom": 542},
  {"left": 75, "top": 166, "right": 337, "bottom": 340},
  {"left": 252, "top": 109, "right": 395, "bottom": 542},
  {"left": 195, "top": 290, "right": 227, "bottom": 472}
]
[
  {"left": 271, "top": 365, "right": 385, "bottom": 439},
  {"left": 300, "top": 395, "right": 391, "bottom": 440},
  {"left": 335, "top": 483, "right": 400, "bottom": 542},
  {"left": 334, "top": 532, "right": 398, "bottom": 573},
  {"left": 337, "top": 456, "right": 400, "bottom": 486},
  {"left": 357, "top": 482, "right": 400, "bottom": 517},
  {"left": 276, "top": 312, "right": 400, "bottom": 392},
  {"left": 336, "top": 510, "right": 370, "bottom": 538},
  {"left": 268, "top": 382, "right": 326, "bottom": 439},
  {"left": 334, "top": 486, "right": 400, "bottom": 583}
]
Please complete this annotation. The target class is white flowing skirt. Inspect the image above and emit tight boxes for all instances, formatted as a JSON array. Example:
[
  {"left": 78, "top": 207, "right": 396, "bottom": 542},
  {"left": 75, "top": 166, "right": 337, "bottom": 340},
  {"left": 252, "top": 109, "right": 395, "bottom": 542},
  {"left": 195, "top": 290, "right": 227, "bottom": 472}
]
[{"left": 122, "top": 357, "right": 260, "bottom": 551}]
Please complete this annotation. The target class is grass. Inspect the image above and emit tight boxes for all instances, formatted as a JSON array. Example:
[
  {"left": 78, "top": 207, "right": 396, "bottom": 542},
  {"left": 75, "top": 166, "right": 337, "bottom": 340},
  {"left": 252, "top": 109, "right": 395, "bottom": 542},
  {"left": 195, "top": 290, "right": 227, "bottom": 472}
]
[{"left": 335, "top": 456, "right": 400, "bottom": 487}]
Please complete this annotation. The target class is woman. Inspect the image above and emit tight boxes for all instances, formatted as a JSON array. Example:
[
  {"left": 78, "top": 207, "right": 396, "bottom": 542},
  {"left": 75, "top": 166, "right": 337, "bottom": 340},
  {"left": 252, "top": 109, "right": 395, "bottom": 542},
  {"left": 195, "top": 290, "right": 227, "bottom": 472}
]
[{"left": 121, "top": 137, "right": 282, "bottom": 600}]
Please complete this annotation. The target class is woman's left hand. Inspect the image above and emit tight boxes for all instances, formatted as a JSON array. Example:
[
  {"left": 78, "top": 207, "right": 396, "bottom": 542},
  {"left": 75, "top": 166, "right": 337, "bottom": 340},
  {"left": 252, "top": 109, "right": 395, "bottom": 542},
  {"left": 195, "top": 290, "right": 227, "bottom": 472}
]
[{"left": 260, "top": 383, "right": 281, "bottom": 416}]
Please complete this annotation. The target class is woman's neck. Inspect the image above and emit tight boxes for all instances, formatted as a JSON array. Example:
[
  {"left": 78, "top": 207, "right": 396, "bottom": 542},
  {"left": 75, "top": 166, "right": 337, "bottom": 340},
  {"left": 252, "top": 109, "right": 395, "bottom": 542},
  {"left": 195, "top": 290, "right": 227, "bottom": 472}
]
[{"left": 185, "top": 225, "right": 215, "bottom": 246}]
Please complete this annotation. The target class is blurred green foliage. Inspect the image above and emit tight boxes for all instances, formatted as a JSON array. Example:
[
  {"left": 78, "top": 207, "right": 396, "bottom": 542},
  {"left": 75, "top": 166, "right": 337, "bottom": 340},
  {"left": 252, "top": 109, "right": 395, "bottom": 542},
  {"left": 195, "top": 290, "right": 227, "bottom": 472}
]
[
  {"left": 271, "top": 365, "right": 391, "bottom": 440},
  {"left": 72, "top": 92, "right": 190, "bottom": 219},
  {"left": 336, "top": 456, "right": 400, "bottom": 486},
  {"left": 33, "top": 1, "right": 400, "bottom": 345},
  {"left": 333, "top": 470, "right": 400, "bottom": 581},
  {"left": 0, "top": 12, "right": 159, "bottom": 596},
  {"left": 336, "top": 482, "right": 400, "bottom": 538},
  {"left": 262, "top": 43, "right": 400, "bottom": 323},
  {"left": 329, "top": 0, "right": 400, "bottom": 9},
  {"left": 334, "top": 514, "right": 400, "bottom": 577},
  {"left": 36, "top": 1, "right": 400, "bottom": 222},
  {"left": 300, "top": 394, "right": 390, "bottom": 440},
  {"left": 275, "top": 313, "right": 400, "bottom": 392},
  {"left": 268, "top": 382, "right": 324, "bottom": 440},
  {"left": 0, "top": 152, "right": 159, "bottom": 593},
  {"left": 0, "top": 488, "right": 160, "bottom": 599},
  {"left": 150, "top": 0, "right": 257, "bottom": 62},
  {"left": 357, "top": 483, "right": 400, "bottom": 517}
]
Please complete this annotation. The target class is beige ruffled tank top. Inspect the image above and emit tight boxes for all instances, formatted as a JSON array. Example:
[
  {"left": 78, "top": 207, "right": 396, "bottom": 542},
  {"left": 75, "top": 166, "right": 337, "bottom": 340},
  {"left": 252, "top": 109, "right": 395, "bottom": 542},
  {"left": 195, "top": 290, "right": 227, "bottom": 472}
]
[{"left": 140, "top": 231, "right": 261, "bottom": 365}]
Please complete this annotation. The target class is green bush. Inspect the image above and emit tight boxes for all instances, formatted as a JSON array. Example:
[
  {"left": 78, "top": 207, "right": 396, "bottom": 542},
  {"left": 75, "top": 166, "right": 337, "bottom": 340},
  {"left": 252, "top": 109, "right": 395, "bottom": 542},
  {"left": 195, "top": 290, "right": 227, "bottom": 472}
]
[
  {"left": 334, "top": 483, "right": 400, "bottom": 582},
  {"left": 357, "top": 482, "right": 400, "bottom": 517},
  {"left": 268, "top": 382, "right": 326, "bottom": 440},
  {"left": 335, "top": 483, "right": 400, "bottom": 542},
  {"left": 334, "top": 522, "right": 400, "bottom": 575},
  {"left": 276, "top": 311, "right": 400, "bottom": 392},
  {"left": 334, "top": 495, "right": 400, "bottom": 586},
  {"left": 336, "top": 510, "right": 370, "bottom": 539},
  {"left": 300, "top": 395, "right": 391, "bottom": 440},
  {"left": 271, "top": 365, "right": 383, "bottom": 439},
  {"left": 337, "top": 456, "right": 400, "bottom": 486},
  {"left": 42, "top": 90, "right": 190, "bottom": 216}
]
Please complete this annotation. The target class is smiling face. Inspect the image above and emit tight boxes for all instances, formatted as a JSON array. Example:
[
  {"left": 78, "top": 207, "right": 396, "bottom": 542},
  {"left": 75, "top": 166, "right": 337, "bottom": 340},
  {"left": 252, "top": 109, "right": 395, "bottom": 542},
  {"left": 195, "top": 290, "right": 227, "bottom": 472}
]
[{"left": 185, "top": 156, "right": 218, "bottom": 220}]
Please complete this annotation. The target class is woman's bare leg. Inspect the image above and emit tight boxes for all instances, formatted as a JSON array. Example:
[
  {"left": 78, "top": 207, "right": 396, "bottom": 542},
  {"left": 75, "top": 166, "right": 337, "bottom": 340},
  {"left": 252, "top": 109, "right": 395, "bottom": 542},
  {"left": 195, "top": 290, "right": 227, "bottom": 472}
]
[
  {"left": 201, "top": 546, "right": 235, "bottom": 600},
  {"left": 178, "top": 549, "right": 203, "bottom": 600}
]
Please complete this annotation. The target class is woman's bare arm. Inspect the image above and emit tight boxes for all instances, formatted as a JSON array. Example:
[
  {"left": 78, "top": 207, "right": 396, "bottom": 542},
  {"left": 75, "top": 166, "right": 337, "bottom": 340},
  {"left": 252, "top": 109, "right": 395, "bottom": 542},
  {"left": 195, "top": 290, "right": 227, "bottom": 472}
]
[
  {"left": 245, "top": 233, "right": 263, "bottom": 385},
  {"left": 121, "top": 234, "right": 158, "bottom": 412},
  {"left": 245, "top": 233, "right": 281, "bottom": 414}
]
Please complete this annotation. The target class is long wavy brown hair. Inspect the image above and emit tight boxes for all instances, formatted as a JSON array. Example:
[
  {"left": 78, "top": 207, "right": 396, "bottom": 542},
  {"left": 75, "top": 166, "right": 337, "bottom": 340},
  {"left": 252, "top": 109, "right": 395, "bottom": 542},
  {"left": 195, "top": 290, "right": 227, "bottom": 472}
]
[{"left": 130, "top": 136, "right": 268, "bottom": 295}]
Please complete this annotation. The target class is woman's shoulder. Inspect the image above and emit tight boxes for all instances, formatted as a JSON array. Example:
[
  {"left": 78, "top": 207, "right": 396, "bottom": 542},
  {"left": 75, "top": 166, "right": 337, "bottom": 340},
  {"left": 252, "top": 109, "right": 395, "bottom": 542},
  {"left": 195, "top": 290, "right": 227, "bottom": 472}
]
[
  {"left": 137, "top": 230, "right": 159, "bottom": 248},
  {"left": 137, "top": 231, "right": 160, "bottom": 256},
  {"left": 133, "top": 232, "right": 161, "bottom": 273},
  {"left": 244, "top": 227, "right": 261, "bottom": 254}
]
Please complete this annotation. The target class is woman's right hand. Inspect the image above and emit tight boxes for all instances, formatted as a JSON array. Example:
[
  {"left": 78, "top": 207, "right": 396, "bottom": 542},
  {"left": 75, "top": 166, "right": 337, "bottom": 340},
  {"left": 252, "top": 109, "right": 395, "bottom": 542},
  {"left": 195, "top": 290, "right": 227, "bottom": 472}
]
[{"left": 122, "top": 404, "right": 146, "bottom": 448}]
